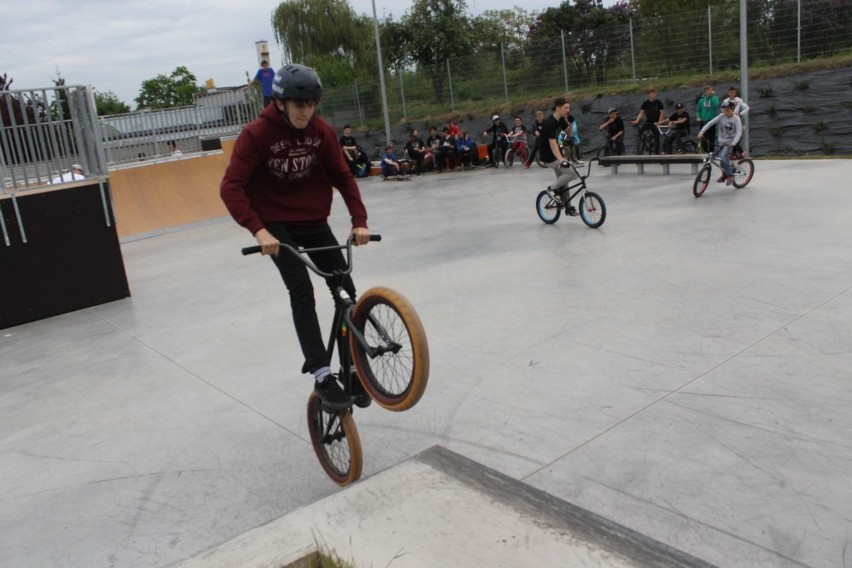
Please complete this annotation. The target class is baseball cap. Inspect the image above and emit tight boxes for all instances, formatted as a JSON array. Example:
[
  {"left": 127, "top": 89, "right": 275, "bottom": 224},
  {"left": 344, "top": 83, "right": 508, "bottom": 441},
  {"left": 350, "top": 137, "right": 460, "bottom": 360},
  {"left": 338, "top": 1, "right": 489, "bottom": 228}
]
[
  {"left": 607, "top": 107, "right": 617, "bottom": 113},
  {"left": 675, "top": 103, "right": 684, "bottom": 109},
  {"left": 492, "top": 114, "right": 500, "bottom": 121},
  {"left": 721, "top": 100, "right": 736, "bottom": 109},
  {"left": 71, "top": 163, "right": 83, "bottom": 170}
]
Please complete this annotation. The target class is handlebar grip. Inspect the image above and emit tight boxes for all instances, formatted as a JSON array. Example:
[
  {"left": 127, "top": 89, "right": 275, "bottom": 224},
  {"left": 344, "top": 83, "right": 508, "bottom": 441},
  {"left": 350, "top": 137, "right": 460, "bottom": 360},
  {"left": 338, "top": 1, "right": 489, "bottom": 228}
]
[
  {"left": 370, "top": 234, "right": 382, "bottom": 242},
  {"left": 241, "top": 246, "right": 262, "bottom": 255}
]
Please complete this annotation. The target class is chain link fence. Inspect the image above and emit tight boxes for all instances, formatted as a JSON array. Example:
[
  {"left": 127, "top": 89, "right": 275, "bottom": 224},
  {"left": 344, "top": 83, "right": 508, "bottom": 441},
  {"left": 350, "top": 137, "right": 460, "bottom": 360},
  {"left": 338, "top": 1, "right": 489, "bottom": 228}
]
[{"left": 320, "top": 1, "right": 851, "bottom": 128}]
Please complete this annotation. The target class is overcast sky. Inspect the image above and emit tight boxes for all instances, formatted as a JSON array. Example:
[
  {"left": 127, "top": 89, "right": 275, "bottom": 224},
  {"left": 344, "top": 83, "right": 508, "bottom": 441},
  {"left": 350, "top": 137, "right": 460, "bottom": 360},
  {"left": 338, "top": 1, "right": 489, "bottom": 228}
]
[{"left": 2, "top": 0, "right": 612, "bottom": 108}]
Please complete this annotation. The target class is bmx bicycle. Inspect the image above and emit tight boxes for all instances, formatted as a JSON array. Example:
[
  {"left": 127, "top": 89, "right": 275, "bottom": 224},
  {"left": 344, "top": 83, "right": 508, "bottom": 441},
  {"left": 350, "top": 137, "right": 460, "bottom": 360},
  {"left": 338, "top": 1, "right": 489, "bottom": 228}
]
[
  {"left": 242, "top": 235, "right": 429, "bottom": 486},
  {"left": 504, "top": 138, "right": 529, "bottom": 168},
  {"left": 535, "top": 159, "right": 606, "bottom": 228},
  {"left": 658, "top": 124, "right": 697, "bottom": 154},
  {"left": 692, "top": 148, "right": 754, "bottom": 197}
]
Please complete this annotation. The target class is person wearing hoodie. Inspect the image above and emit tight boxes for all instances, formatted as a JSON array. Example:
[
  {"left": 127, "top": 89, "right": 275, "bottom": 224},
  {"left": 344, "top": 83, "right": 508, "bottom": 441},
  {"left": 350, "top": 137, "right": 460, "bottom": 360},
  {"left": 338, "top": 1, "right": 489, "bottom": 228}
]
[{"left": 220, "top": 63, "right": 371, "bottom": 409}]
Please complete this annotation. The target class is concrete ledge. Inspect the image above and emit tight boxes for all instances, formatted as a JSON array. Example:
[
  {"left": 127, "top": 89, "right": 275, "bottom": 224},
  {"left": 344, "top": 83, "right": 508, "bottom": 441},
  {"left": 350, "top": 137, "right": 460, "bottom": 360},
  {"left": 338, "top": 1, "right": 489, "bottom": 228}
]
[{"left": 173, "top": 446, "right": 717, "bottom": 568}]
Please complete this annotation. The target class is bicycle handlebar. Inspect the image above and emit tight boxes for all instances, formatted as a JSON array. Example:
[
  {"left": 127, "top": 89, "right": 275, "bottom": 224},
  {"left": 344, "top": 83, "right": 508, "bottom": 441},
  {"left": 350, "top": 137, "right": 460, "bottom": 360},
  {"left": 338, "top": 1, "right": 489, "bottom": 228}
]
[{"left": 241, "top": 233, "right": 381, "bottom": 257}]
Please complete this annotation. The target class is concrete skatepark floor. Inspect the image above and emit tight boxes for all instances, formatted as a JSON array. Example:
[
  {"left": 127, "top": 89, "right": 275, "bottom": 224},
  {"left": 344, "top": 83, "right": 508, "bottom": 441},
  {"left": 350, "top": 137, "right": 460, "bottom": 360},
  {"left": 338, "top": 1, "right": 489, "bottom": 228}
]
[{"left": 2, "top": 159, "right": 851, "bottom": 567}]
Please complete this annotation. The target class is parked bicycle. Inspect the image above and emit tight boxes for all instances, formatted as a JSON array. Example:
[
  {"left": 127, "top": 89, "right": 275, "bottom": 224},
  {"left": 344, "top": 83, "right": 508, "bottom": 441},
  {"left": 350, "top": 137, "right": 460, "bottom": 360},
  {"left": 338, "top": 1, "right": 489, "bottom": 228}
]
[
  {"left": 594, "top": 130, "right": 624, "bottom": 166},
  {"left": 535, "top": 159, "right": 606, "bottom": 228},
  {"left": 504, "top": 138, "right": 529, "bottom": 168},
  {"left": 692, "top": 149, "right": 754, "bottom": 197},
  {"left": 658, "top": 124, "right": 697, "bottom": 154},
  {"left": 242, "top": 235, "right": 430, "bottom": 486}
]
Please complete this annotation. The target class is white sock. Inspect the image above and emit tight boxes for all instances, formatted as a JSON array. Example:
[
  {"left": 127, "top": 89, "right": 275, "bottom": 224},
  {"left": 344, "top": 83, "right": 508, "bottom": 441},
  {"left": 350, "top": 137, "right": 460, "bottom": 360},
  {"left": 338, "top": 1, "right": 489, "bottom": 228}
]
[{"left": 313, "top": 367, "right": 332, "bottom": 383}]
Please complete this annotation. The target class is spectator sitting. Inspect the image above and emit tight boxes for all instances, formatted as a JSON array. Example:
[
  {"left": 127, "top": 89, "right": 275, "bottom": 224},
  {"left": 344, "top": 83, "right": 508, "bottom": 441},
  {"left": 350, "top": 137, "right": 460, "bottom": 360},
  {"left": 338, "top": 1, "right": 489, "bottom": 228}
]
[
  {"left": 167, "top": 141, "right": 182, "bottom": 156},
  {"left": 405, "top": 129, "right": 427, "bottom": 175},
  {"left": 661, "top": 103, "right": 690, "bottom": 154},
  {"left": 507, "top": 115, "right": 528, "bottom": 163},
  {"left": 440, "top": 126, "right": 458, "bottom": 170},
  {"left": 339, "top": 124, "right": 359, "bottom": 175},
  {"left": 455, "top": 130, "right": 480, "bottom": 168},
  {"left": 598, "top": 107, "right": 625, "bottom": 155},
  {"left": 446, "top": 117, "right": 461, "bottom": 137},
  {"left": 483, "top": 115, "right": 509, "bottom": 167},
  {"left": 426, "top": 126, "right": 447, "bottom": 173},
  {"left": 353, "top": 145, "right": 370, "bottom": 178},
  {"left": 380, "top": 144, "right": 402, "bottom": 178},
  {"left": 51, "top": 163, "right": 85, "bottom": 184}
]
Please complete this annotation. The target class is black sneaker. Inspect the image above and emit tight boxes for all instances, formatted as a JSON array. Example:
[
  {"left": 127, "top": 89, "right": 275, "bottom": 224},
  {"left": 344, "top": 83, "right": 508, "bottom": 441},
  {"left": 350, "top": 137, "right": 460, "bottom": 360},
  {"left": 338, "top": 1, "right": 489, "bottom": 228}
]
[
  {"left": 566, "top": 205, "right": 578, "bottom": 216},
  {"left": 350, "top": 372, "right": 372, "bottom": 408},
  {"left": 314, "top": 377, "right": 350, "bottom": 409}
]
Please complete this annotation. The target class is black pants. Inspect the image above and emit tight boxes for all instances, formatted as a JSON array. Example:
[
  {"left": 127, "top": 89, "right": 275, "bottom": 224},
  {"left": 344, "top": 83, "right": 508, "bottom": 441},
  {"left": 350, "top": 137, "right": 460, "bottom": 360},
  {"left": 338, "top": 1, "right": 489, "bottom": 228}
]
[
  {"left": 639, "top": 123, "right": 660, "bottom": 153},
  {"left": 526, "top": 138, "right": 541, "bottom": 165},
  {"left": 663, "top": 129, "right": 688, "bottom": 153},
  {"left": 267, "top": 224, "right": 356, "bottom": 374}
]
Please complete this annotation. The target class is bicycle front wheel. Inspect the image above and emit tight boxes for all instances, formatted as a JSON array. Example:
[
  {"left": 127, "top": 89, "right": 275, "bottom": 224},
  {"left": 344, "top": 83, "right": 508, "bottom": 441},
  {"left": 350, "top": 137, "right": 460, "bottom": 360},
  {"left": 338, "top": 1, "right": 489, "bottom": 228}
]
[
  {"left": 693, "top": 164, "right": 711, "bottom": 197},
  {"left": 536, "top": 190, "right": 561, "bottom": 224},
  {"left": 504, "top": 148, "right": 515, "bottom": 168},
  {"left": 306, "top": 393, "right": 363, "bottom": 486},
  {"left": 579, "top": 191, "right": 606, "bottom": 228},
  {"left": 536, "top": 154, "right": 547, "bottom": 168},
  {"left": 732, "top": 159, "right": 754, "bottom": 189},
  {"left": 350, "top": 287, "right": 429, "bottom": 412}
]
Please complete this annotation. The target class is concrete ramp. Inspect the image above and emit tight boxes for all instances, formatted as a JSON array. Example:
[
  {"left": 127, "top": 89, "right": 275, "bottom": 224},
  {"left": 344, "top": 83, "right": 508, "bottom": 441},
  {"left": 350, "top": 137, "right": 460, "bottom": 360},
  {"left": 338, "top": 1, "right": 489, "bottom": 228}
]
[
  {"left": 175, "top": 446, "right": 717, "bottom": 568},
  {"left": 109, "top": 144, "right": 234, "bottom": 239}
]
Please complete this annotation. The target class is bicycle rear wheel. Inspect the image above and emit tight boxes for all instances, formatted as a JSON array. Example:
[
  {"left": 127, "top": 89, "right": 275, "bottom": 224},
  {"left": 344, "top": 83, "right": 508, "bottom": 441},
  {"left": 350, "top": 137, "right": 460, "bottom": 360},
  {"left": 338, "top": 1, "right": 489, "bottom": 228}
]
[
  {"left": 596, "top": 145, "right": 612, "bottom": 167},
  {"left": 579, "top": 191, "right": 606, "bottom": 228},
  {"left": 536, "top": 154, "right": 547, "bottom": 168},
  {"left": 693, "top": 164, "right": 711, "bottom": 197},
  {"left": 683, "top": 140, "right": 697, "bottom": 154},
  {"left": 536, "top": 190, "right": 561, "bottom": 224},
  {"left": 306, "top": 392, "right": 363, "bottom": 486},
  {"left": 732, "top": 159, "right": 754, "bottom": 188},
  {"left": 350, "top": 287, "right": 429, "bottom": 412},
  {"left": 504, "top": 148, "right": 515, "bottom": 168}
]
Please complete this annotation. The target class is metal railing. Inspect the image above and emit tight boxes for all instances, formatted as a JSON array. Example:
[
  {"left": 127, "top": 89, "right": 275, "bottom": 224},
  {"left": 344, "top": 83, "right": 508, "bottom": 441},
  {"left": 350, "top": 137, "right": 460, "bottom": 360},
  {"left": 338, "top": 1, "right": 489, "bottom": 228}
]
[
  {"left": 100, "top": 88, "right": 264, "bottom": 165},
  {"left": 1, "top": 85, "right": 106, "bottom": 193}
]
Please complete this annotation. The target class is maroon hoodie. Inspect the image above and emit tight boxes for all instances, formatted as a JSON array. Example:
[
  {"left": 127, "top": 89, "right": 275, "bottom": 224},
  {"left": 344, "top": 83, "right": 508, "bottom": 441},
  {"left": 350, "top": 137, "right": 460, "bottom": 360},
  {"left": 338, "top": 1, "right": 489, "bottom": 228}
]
[{"left": 220, "top": 103, "right": 368, "bottom": 236}]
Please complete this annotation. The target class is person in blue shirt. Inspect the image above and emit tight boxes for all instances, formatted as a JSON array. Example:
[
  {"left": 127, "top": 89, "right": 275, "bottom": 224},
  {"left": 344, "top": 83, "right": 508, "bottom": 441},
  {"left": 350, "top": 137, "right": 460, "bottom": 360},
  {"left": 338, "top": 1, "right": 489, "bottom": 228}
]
[
  {"left": 455, "top": 130, "right": 480, "bottom": 168},
  {"left": 380, "top": 145, "right": 402, "bottom": 178},
  {"left": 247, "top": 60, "right": 276, "bottom": 106}
]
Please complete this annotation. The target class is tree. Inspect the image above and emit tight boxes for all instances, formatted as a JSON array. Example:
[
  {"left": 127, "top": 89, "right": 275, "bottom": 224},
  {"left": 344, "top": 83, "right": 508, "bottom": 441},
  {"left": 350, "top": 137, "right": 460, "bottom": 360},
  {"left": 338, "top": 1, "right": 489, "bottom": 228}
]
[
  {"left": 271, "top": 0, "right": 372, "bottom": 85},
  {"left": 94, "top": 90, "right": 131, "bottom": 116},
  {"left": 471, "top": 8, "right": 537, "bottom": 55},
  {"left": 385, "top": 0, "right": 477, "bottom": 101},
  {"left": 529, "top": 0, "right": 632, "bottom": 86},
  {"left": 135, "top": 66, "right": 203, "bottom": 109}
]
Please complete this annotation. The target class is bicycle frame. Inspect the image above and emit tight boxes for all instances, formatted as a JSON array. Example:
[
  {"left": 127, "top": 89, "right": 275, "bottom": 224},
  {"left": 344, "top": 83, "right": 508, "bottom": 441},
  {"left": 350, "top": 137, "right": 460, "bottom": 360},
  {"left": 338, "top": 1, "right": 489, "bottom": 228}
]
[
  {"left": 242, "top": 236, "right": 392, "bottom": 399},
  {"left": 549, "top": 159, "right": 597, "bottom": 202}
]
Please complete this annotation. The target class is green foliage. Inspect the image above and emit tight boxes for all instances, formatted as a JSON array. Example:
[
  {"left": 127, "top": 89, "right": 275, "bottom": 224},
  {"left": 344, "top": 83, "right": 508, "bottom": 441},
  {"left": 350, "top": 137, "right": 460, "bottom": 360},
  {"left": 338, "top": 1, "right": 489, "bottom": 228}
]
[
  {"left": 272, "top": 0, "right": 372, "bottom": 83},
  {"left": 470, "top": 8, "right": 537, "bottom": 55},
  {"left": 795, "top": 80, "right": 810, "bottom": 91},
  {"left": 758, "top": 85, "right": 773, "bottom": 97},
  {"left": 529, "top": 0, "right": 633, "bottom": 85},
  {"left": 386, "top": 0, "right": 477, "bottom": 101},
  {"left": 94, "top": 90, "right": 131, "bottom": 116},
  {"left": 801, "top": 104, "right": 815, "bottom": 113},
  {"left": 135, "top": 66, "right": 203, "bottom": 109},
  {"left": 814, "top": 120, "right": 827, "bottom": 133},
  {"left": 770, "top": 126, "right": 784, "bottom": 138},
  {"left": 767, "top": 102, "right": 777, "bottom": 116},
  {"left": 821, "top": 137, "right": 837, "bottom": 155}
]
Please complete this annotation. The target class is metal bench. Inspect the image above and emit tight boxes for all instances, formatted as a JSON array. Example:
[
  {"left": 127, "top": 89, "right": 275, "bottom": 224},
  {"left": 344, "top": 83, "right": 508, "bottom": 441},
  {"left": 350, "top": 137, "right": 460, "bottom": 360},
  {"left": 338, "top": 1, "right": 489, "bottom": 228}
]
[{"left": 598, "top": 153, "right": 704, "bottom": 175}]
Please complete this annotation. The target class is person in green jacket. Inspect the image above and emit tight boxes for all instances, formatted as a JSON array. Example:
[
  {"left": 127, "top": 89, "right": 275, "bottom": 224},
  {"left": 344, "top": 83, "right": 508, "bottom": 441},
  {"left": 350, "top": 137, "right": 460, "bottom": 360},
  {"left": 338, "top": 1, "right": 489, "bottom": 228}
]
[{"left": 695, "top": 84, "right": 720, "bottom": 153}]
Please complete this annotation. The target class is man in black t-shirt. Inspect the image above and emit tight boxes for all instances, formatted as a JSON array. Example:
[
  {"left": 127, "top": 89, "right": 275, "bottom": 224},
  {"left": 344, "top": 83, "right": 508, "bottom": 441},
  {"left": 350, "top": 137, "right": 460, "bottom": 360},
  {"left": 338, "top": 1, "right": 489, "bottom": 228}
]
[
  {"left": 426, "top": 126, "right": 447, "bottom": 173},
  {"left": 598, "top": 108, "right": 625, "bottom": 155},
  {"left": 661, "top": 103, "right": 690, "bottom": 154},
  {"left": 338, "top": 124, "right": 359, "bottom": 174},
  {"left": 541, "top": 97, "right": 579, "bottom": 215},
  {"left": 483, "top": 115, "right": 510, "bottom": 167},
  {"left": 630, "top": 88, "right": 665, "bottom": 154}
]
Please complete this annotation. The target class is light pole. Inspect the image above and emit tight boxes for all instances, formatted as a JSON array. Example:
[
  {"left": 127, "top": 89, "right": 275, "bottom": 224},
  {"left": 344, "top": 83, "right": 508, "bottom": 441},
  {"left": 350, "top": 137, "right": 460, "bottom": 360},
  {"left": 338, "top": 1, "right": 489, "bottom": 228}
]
[{"left": 372, "top": 0, "right": 392, "bottom": 146}]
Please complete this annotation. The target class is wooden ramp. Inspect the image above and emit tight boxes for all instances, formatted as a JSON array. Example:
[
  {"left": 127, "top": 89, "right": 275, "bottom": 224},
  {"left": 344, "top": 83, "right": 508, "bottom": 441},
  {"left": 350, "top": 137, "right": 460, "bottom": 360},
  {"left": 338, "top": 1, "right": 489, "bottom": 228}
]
[{"left": 109, "top": 138, "right": 236, "bottom": 238}]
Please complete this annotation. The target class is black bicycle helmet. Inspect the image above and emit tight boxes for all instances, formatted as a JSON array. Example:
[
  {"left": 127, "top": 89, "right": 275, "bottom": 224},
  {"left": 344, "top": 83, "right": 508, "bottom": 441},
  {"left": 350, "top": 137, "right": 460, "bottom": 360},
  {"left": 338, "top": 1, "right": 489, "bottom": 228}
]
[{"left": 272, "top": 64, "right": 323, "bottom": 101}]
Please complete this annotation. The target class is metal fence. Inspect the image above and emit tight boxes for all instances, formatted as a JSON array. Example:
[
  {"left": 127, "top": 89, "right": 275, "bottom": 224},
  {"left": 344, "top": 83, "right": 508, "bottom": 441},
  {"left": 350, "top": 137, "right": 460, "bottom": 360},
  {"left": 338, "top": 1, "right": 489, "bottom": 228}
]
[
  {"left": 319, "top": 0, "right": 852, "bottom": 127},
  {"left": 1, "top": 85, "right": 107, "bottom": 193},
  {"left": 100, "top": 88, "right": 264, "bottom": 164}
]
